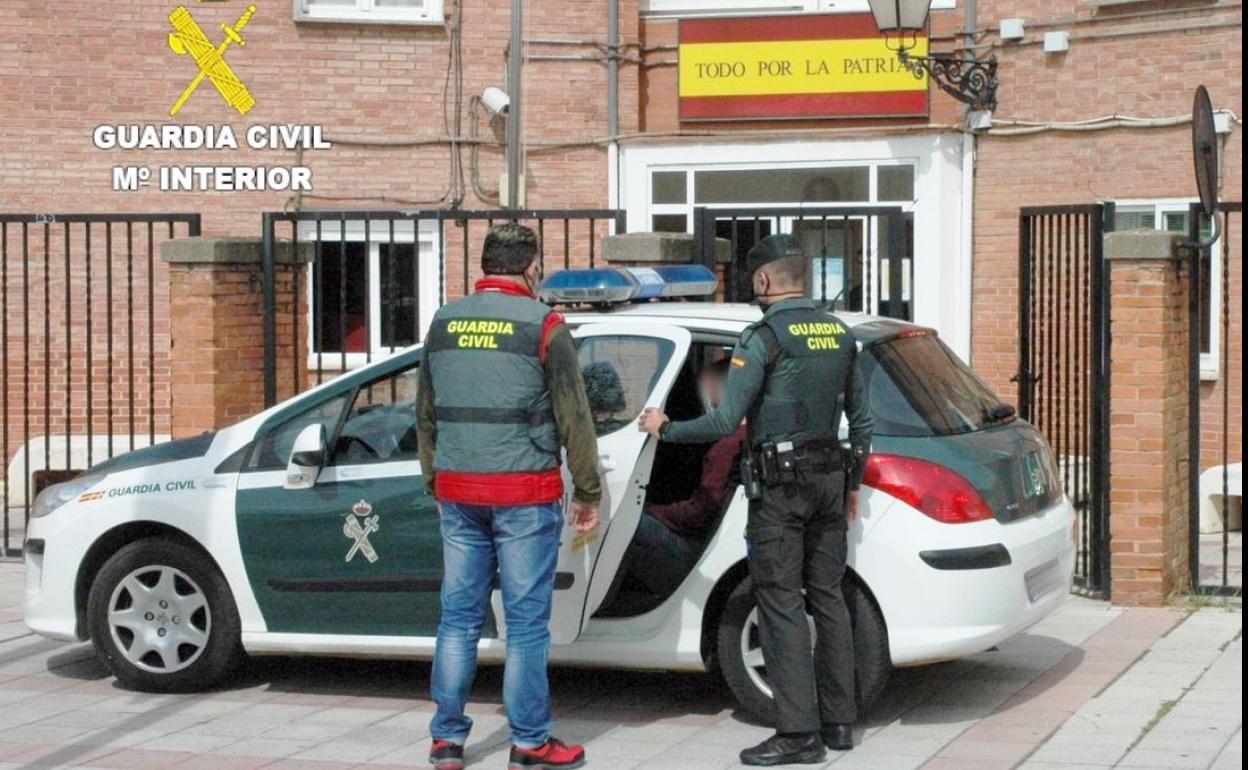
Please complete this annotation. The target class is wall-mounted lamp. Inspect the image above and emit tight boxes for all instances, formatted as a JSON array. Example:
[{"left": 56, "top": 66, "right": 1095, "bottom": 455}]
[{"left": 866, "top": 0, "right": 1000, "bottom": 112}]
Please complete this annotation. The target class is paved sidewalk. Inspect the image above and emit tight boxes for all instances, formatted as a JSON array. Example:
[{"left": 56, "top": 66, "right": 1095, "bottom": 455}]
[{"left": 0, "top": 561, "right": 1240, "bottom": 770}]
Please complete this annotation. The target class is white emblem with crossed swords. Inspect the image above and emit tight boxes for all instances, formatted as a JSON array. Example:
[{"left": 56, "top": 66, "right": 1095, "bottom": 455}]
[{"left": 344, "top": 500, "right": 380, "bottom": 563}]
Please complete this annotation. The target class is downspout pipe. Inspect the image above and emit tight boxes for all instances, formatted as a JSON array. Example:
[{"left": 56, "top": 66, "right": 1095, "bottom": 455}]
[
  {"left": 506, "top": 0, "right": 523, "bottom": 208},
  {"left": 959, "top": 0, "right": 978, "bottom": 361},
  {"left": 607, "top": 0, "right": 621, "bottom": 228},
  {"left": 608, "top": 0, "right": 618, "bottom": 139}
]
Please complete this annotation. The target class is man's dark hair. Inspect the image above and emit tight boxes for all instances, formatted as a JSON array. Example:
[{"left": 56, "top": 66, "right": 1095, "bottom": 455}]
[
  {"left": 482, "top": 223, "right": 539, "bottom": 275},
  {"left": 764, "top": 255, "right": 808, "bottom": 290}
]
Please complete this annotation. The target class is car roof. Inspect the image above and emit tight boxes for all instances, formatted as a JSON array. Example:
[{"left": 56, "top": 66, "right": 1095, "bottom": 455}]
[{"left": 563, "top": 301, "right": 923, "bottom": 344}]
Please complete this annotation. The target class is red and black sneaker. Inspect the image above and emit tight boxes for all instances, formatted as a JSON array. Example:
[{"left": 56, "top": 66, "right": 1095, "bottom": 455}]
[
  {"left": 429, "top": 739, "right": 465, "bottom": 770},
  {"left": 508, "top": 737, "right": 586, "bottom": 770}
]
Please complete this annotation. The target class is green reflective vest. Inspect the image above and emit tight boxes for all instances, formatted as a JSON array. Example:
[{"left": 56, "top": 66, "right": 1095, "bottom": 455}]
[
  {"left": 750, "top": 305, "right": 857, "bottom": 445},
  {"left": 424, "top": 292, "right": 561, "bottom": 475}
]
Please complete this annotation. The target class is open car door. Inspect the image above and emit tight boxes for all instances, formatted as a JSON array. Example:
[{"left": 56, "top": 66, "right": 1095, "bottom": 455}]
[{"left": 541, "top": 322, "right": 691, "bottom": 643}]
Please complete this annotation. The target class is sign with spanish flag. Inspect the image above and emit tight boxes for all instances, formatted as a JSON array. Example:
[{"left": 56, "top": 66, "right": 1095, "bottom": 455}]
[{"left": 678, "top": 14, "right": 929, "bottom": 121}]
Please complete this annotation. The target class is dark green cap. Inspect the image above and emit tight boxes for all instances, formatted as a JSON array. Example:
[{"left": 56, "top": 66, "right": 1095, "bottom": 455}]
[{"left": 746, "top": 234, "right": 804, "bottom": 274}]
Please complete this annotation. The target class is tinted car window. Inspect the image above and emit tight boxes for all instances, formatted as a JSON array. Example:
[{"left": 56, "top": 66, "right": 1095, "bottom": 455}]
[
  {"left": 860, "top": 333, "right": 1009, "bottom": 437},
  {"left": 249, "top": 394, "right": 350, "bottom": 470},
  {"left": 332, "top": 365, "right": 421, "bottom": 465},
  {"left": 577, "top": 336, "right": 675, "bottom": 436}
]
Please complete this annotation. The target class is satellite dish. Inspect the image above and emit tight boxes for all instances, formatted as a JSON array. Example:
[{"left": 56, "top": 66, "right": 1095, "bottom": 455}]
[
  {"left": 1192, "top": 86, "right": 1218, "bottom": 219},
  {"left": 1190, "top": 86, "right": 1221, "bottom": 247}
]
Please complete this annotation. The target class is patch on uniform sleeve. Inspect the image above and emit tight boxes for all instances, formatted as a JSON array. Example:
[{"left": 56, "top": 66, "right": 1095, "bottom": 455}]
[{"left": 731, "top": 356, "right": 748, "bottom": 368}]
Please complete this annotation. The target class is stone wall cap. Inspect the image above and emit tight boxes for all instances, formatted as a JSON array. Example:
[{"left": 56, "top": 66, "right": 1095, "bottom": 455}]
[
  {"left": 162, "top": 236, "right": 313, "bottom": 265},
  {"left": 1104, "top": 230, "right": 1185, "bottom": 261},
  {"left": 603, "top": 231, "right": 731, "bottom": 265}
]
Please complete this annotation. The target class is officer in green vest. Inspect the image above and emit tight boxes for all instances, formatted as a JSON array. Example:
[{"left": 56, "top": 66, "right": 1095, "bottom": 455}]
[{"left": 639, "top": 234, "right": 872, "bottom": 765}]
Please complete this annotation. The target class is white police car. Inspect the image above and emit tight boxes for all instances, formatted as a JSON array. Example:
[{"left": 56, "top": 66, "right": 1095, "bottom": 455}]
[{"left": 24, "top": 265, "right": 1074, "bottom": 722}]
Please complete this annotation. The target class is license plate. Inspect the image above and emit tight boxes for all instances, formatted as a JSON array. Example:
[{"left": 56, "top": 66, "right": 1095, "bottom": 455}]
[{"left": 1025, "top": 558, "right": 1064, "bottom": 602}]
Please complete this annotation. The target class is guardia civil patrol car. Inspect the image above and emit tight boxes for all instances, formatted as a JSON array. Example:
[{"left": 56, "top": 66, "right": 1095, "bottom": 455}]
[{"left": 24, "top": 265, "right": 1074, "bottom": 722}]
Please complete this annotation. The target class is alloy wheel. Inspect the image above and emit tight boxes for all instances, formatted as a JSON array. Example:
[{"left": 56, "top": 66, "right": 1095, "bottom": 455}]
[{"left": 107, "top": 565, "right": 211, "bottom": 674}]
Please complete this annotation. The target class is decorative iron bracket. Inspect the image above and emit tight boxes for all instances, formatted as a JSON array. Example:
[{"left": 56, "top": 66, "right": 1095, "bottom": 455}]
[{"left": 898, "top": 50, "right": 999, "bottom": 112}]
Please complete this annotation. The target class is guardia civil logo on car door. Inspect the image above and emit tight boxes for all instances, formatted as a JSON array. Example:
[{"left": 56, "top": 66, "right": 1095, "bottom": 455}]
[{"left": 343, "top": 500, "right": 380, "bottom": 564}]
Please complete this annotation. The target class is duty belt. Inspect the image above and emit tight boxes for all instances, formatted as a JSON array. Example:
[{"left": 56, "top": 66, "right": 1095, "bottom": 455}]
[{"left": 750, "top": 437, "right": 845, "bottom": 488}]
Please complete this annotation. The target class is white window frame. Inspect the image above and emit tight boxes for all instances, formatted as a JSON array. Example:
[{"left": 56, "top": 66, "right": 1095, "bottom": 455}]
[
  {"left": 621, "top": 133, "right": 971, "bottom": 360},
  {"left": 298, "top": 219, "right": 441, "bottom": 371},
  {"left": 641, "top": 0, "right": 956, "bottom": 17},
  {"left": 293, "top": 0, "right": 443, "bottom": 26},
  {"left": 1114, "top": 198, "right": 1222, "bottom": 380}
]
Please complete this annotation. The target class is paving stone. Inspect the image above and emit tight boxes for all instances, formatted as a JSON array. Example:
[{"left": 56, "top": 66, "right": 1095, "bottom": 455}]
[{"left": 1117, "top": 747, "right": 1222, "bottom": 768}]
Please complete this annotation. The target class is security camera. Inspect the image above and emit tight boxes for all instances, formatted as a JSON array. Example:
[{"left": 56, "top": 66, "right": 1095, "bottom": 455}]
[{"left": 481, "top": 87, "right": 510, "bottom": 118}]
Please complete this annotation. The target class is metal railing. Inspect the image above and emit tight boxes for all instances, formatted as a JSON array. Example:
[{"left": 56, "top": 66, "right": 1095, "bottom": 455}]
[
  {"left": 0, "top": 213, "right": 201, "bottom": 557},
  {"left": 260, "top": 209, "right": 626, "bottom": 407},
  {"left": 692, "top": 206, "right": 911, "bottom": 318},
  {"left": 1017, "top": 204, "right": 1114, "bottom": 597},
  {"left": 1188, "top": 201, "right": 1242, "bottom": 596}
]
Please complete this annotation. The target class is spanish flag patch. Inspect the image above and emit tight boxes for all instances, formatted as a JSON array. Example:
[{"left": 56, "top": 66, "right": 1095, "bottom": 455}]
[{"left": 731, "top": 356, "right": 747, "bottom": 368}]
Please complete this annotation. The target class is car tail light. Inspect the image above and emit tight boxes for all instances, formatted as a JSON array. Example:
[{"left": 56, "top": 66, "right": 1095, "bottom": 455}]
[{"left": 863, "top": 453, "right": 995, "bottom": 524}]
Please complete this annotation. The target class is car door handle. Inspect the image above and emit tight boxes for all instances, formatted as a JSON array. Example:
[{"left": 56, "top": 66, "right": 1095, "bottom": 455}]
[{"left": 598, "top": 454, "right": 617, "bottom": 471}]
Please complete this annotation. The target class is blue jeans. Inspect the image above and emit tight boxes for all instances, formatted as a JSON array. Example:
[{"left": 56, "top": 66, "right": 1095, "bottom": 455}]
[{"left": 430, "top": 501, "right": 562, "bottom": 749}]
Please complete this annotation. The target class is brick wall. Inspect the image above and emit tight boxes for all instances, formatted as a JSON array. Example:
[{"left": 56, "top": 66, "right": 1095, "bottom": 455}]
[
  {"left": 166, "top": 242, "right": 309, "bottom": 436},
  {"left": 1105, "top": 234, "right": 1190, "bottom": 605},
  {"left": 1, "top": 1, "right": 1242, "bottom": 524},
  {"left": 0, "top": 0, "right": 635, "bottom": 493},
  {"left": 969, "top": 3, "right": 1242, "bottom": 483}
]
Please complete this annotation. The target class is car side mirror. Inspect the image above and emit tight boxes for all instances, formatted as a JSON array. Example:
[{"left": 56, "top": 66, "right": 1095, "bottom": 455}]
[{"left": 285, "top": 424, "right": 326, "bottom": 490}]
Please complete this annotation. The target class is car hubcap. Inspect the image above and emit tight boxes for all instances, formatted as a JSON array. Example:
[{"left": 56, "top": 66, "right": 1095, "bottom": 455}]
[
  {"left": 740, "top": 607, "right": 817, "bottom": 700},
  {"left": 107, "top": 565, "right": 210, "bottom": 674}
]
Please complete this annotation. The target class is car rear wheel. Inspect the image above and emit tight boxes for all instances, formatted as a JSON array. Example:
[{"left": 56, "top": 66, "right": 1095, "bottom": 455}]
[
  {"left": 87, "top": 538, "right": 243, "bottom": 692},
  {"left": 716, "top": 576, "right": 890, "bottom": 725}
]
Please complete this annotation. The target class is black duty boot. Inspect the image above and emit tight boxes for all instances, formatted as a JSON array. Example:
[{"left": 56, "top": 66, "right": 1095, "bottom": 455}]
[
  {"left": 821, "top": 723, "right": 854, "bottom": 751},
  {"left": 739, "top": 733, "right": 827, "bottom": 766}
]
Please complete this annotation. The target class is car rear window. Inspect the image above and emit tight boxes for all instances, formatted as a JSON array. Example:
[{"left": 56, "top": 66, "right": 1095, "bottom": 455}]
[{"left": 860, "top": 333, "right": 1010, "bottom": 437}]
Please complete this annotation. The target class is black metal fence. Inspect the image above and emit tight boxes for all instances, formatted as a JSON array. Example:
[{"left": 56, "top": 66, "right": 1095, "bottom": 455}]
[
  {"left": 1, "top": 213, "right": 201, "bottom": 557},
  {"left": 1017, "top": 205, "right": 1114, "bottom": 597},
  {"left": 261, "top": 209, "right": 626, "bottom": 407},
  {"left": 692, "top": 206, "right": 911, "bottom": 318},
  {"left": 1188, "top": 201, "right": 1242, "bottom": 596}
]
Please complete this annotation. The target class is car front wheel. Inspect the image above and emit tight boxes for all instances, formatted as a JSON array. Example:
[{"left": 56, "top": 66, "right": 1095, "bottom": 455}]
[
  {"left": 716, "top": 576, "right": 890, "bottom": 725},
  {"left": 87, "top": 538, "right": 243, "bottom": 692}
]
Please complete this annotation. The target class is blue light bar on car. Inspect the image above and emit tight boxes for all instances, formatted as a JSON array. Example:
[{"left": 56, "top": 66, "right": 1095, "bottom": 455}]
[{"left": 538, "top": 264, "right": 718, "bottom": 305}]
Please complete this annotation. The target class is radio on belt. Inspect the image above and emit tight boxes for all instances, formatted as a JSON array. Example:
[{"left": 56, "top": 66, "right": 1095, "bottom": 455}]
[{"left": 538, "top": 264, "right": 718, "bottom": 306}]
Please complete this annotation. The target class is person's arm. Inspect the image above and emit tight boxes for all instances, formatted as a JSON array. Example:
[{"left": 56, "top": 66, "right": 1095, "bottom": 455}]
[
  {"left": 545, "top": 323, "right": 602, "bottom": 507},
  {"left": 844, "top": 343, "right": 873, "bottom": 490},
  {"left": 662, "top": 331, "right": 766, "bottom": 444},
  {"left": 648, "top": 431, "right": 741, "bottom": 533},
  {"left": 416, "top": 346, "right": 438, "bottom": 495}
]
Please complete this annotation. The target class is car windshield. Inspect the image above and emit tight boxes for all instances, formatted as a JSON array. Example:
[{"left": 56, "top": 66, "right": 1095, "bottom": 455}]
[{"left": 860, "top": 333, "right": 1011, "bottom": 437}]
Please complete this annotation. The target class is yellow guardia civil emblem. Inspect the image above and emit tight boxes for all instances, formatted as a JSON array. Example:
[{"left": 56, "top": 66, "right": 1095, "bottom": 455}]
[
  {"left": 344, "top": 500, "right": 381, "bottom": 564},
  {"left": 166, "top": 4, "right": 257, "bottom": 117}
]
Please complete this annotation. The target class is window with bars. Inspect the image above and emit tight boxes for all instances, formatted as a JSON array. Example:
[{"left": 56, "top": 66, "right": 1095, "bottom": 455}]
[
  {"left": 299, "top": 220, "right": 440, "bottom": 368},
  {"left": 294, "top": 0, "right": 442, "bottom": 24},
  {"left": 1114, "top": 201, "right": 1219, "bottom": 374},
  {"left": 641, "top": 1, "right": 955, "bottom": 16}
]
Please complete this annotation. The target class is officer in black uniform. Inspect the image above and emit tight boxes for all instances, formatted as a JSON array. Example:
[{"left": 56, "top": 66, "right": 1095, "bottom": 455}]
[{"left": 639, "top": 234, "right": 872, "bottom": 766}]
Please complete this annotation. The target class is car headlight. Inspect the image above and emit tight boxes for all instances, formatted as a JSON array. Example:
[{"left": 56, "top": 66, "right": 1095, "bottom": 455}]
[{"left": 31, "top": 473, "right": 106, "bottom": 518}]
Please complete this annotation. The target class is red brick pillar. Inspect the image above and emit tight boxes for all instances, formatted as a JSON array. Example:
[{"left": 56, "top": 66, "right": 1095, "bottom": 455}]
[
  {"left": 1106, "top": 231, "right": 1191, "bottom": 606},
  {"left": 162, "top": 238, "right": 310, "bottom": 438}
]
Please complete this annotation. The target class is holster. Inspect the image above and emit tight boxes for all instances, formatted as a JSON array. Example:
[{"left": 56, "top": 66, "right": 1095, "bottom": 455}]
[{"left": 740, "top": 453, "right": 763, "bottom": 501}]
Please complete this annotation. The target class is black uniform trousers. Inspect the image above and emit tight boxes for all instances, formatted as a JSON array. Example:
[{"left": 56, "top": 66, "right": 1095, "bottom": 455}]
[{"left": 746, "top": 469, "right": 855, "bottom": 734}]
